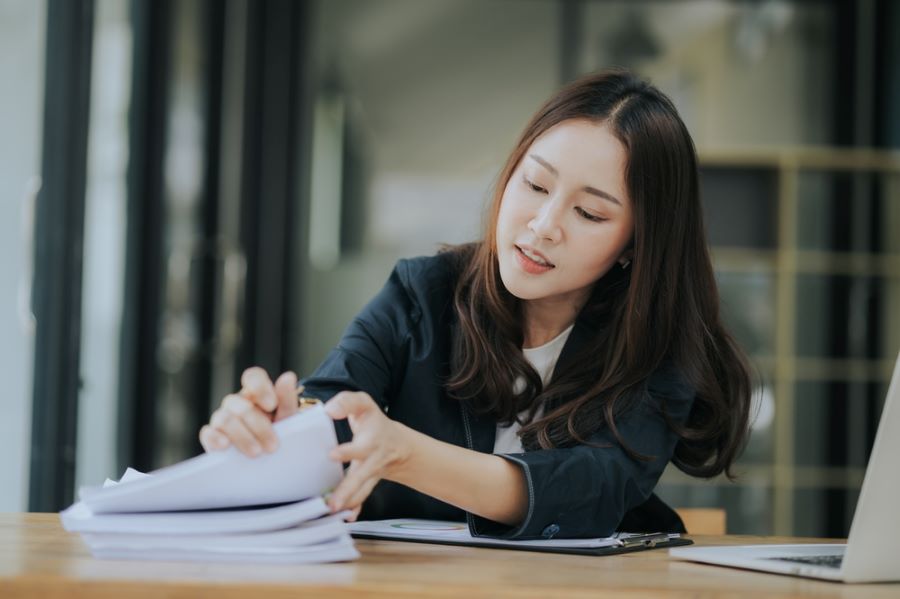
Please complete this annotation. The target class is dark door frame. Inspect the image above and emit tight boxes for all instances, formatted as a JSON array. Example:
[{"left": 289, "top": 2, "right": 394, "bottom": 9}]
[
  {"left": 29, "top": 0, "right": 95, "bottom": 512},
  {"left": 116, "top": 0, "right": 173, "bottom": 474}
]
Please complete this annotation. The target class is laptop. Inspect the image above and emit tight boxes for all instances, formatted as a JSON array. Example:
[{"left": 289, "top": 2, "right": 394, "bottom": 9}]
[{"left": 670, "top": 351, "right": 900, "bottom": 583}]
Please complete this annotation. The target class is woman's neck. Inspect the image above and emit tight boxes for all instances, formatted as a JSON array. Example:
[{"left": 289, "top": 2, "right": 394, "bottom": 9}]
[{"left": 521, "top": 297, "right": 583, "bottom": 348}]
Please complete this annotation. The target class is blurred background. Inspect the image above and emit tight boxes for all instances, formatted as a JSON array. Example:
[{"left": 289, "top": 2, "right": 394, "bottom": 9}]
[{"left": 2, "top": 0, "right": 898, "bottom": 538}]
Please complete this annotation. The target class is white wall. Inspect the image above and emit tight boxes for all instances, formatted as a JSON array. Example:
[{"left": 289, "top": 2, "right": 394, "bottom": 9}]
[
  {"left": 296, "top": 0, "right": 562, "bottom": 375},
  {"left": 0, "top": 0, "right": 45, "bottom": 511}
]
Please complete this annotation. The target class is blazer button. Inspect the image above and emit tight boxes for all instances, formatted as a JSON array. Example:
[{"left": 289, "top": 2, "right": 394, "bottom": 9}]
[{"left": 541, "top": 524, "right": 560, "bottom": 539}]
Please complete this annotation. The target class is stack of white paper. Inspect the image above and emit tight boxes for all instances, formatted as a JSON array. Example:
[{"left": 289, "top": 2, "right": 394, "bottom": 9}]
[{"left": 60, "top": 406, "right": 359, "bottom": 564}]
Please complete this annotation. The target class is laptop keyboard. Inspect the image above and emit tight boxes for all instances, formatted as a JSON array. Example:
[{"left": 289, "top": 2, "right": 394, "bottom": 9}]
[{"left": 769, "top": 554, "right": 843, "bottom": 569}]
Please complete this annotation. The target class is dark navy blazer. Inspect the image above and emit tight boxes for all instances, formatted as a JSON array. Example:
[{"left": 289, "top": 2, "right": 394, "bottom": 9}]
[{"left": 301, "top": 253, "right": 694, "bottom": 539}]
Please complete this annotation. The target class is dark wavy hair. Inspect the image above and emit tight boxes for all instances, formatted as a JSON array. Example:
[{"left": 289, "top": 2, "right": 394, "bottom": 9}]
[{"left": 446, "top": 69, "right": 751, "bottom": 479}]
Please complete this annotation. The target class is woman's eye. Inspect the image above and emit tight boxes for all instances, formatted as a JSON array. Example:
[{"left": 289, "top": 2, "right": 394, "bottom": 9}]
[
  {"left": 575, "top": 207, "right": 607, "bottom": 222},
  {"left": 523, "top": 177, "right": 547, "bottom": 194}
]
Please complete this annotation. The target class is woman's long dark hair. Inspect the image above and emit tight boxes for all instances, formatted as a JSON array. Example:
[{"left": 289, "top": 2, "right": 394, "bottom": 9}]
[{"left": 446, "top": 69, "right": 751, "bottom": 479}]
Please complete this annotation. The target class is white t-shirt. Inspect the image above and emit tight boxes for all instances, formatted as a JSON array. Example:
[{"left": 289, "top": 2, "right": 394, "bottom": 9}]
[{"left": 492, "top": 324, "right": 574, "bottom": 454}]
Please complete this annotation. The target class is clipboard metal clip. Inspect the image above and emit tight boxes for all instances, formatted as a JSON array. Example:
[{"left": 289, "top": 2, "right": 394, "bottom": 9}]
[{"left": 619, "top": 532, "right": 673, "bottom": 548}]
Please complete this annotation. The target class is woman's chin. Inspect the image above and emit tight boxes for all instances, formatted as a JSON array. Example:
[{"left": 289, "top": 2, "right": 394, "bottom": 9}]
[{"left": 498, "top": 266, "right": 551, "bottom": 301}]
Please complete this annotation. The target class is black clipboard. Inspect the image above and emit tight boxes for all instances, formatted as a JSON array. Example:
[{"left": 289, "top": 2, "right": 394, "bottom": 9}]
[{"left": 350, "top": 521, "right": 693, "bottom": 557}]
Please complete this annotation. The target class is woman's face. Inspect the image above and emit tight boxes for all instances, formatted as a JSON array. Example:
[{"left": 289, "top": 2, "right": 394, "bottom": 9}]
[{"left": 496, "top": 119, "right": 634, "bottom": 309}]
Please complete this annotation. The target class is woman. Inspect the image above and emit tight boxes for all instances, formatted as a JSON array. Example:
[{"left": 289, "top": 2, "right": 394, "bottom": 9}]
[{"left": 200, "top": 69, "right": 752, "bottom": 540}]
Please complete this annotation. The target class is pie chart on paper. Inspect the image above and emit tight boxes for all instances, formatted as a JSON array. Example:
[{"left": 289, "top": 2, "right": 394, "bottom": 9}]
[{"left": 390, "top": 521, "right": 467, "bottom": 532}]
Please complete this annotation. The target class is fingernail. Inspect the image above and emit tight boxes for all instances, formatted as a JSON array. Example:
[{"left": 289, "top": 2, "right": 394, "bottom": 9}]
[
  {"left": 265, "top": 439, "right": 278, "bottom": 453},
  {"left": 248, "top": 444, "right": 261, "bottom": 457}
]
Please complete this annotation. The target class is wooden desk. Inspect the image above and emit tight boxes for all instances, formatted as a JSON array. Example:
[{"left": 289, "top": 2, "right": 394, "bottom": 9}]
[{"left": 1, "top": 513, "right": 896, "bottom": 598}]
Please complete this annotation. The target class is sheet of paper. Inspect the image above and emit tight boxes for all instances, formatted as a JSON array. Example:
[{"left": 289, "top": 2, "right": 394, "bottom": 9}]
[
  {"left": 80, "top": 514, "right": 348, "bottom": 549},
  {"left": 102, "top": 467, "right": 150, "bottom": 488},
  {"left": 61, "top": 496, "right": 332, "bottom": 535},
  {"left": 348, "top": 519, "right": 623, "bottom": 549},
  {"left": 87, "top": 536, "right": 361, "bottom": 564},
  {"left": 79, "top": 405, "right": 342, "bottom": 513}
]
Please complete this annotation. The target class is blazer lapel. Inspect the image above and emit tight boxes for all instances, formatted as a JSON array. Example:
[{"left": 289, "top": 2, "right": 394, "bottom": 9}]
[
  {"left": 544, "top": 316, "right": 598, "bottom": 412},
  {"left": 554, "top": 316, "right": 595, "bottom": 377}
]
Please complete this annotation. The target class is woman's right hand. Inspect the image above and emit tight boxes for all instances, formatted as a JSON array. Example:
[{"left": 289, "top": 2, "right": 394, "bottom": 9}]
[{"left": 199, "top": 367, "right": 300, "bottom": 456}]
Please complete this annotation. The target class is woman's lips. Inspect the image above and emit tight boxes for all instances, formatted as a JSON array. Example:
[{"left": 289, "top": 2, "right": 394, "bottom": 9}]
[{"left": 514, "top": 245, "right": 555, "bottom": 274}]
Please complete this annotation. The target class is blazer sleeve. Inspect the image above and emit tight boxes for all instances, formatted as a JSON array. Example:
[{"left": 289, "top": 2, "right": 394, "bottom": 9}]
[
  {"left": 469, "top": 363, "right": 695, "bottom": 540},
  {"left": 299, "top": 261, "right": 417, "bottom": 440}
]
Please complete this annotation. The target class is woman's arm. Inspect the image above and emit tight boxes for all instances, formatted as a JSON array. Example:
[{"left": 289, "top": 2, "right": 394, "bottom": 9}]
[
  {"left": 326, "top": 361, "right": 697, "bottom": 539},
  {"left": 200, "top": 259, "right": 419, "bottom": 454},
  {"left": 325, "top": 391, "right": 528, "bottom": 527}
]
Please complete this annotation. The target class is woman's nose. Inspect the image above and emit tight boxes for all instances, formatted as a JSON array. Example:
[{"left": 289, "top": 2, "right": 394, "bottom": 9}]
[{"left": 528, "top": 196, "right": 563, "bottom": 243}]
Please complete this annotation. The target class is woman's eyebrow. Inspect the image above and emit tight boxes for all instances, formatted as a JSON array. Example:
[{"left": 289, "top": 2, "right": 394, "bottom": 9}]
[{"left": 528, "top": 153, "right": 623, "bottom": 207}]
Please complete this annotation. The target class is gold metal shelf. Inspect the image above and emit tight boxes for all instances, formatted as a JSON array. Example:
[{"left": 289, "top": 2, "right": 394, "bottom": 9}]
[
  {"left": 659, "top": 464, "right": 867, "bottom": 490},
  {"left": 696, "top": 146, "right": 900, "bottom": 535},
  {"left": 791, "top": 357, "right": 898, "bottom": 382},
  {"left": 712, "top": 248, "right": 900, "bottom": 278},
  {"left": 742, "top": 355, "right": 895, "bottom": 382},
  {"left": 699, "top": 145, "right": 900, "bottom": 172}
]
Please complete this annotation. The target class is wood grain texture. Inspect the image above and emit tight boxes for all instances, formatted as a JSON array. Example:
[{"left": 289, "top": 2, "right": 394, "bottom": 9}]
[{"left": 1, "top": 513, "right": 897, "bottom": 598}]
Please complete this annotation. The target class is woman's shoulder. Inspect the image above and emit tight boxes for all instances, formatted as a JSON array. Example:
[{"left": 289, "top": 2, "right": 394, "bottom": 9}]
[
  {"left": 381, "top": 245, "right": 475, "bottom": 326},
  {"left": 391, "top": 244, "right": 475, "bottom": 292}
]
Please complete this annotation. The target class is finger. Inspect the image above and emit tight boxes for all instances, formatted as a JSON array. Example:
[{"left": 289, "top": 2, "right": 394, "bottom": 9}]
[
  {"left": 199, "top": 424, "right": 231, "bottom": 452},
  {"left": 324, "top": 391, "right": 375, "bottom": 421},
  {"left": 240, "top": 366, "right": 277, "bottom": 413},
  {"left": 273, "top": 371, "right": 299, "bottom": 422},
  {"left": 330, "top": 457, "right": 382, "bottom": 511},
  {"left": 329, "top": 442, "right": 369, "bottom": 464},
  {"left": 222, "top": 394, "right": 279, "bottom": 452},
  {"left": 331, "top": 471, "right": 378, "bottom": 513},
  {"left": 210, "top": 408, "right": 264, "bottom": 457},
  {"left": 329, "top": 460, "right": 361, "bottom": 511},
  {"left": 342, "top": 476, "right": 380, "bottom": 514},
  {"left": 343, "top": 505, "right": 362, "bottom": 523}
]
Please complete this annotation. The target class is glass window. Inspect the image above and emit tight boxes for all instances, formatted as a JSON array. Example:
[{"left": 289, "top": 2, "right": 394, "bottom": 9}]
[
  {"left": 795, "top": 274, "right": 892, "bottom": 360},
  {"left": 793, "top": 487, "right": 860, "bottom": 538},
  {"left": 702, "top": 167, "right": 778, "bottom": 249},
  {"left": 717, "top": 271, "right": 776, "bottom": 356},
  {"left": 794, "top": 380, "right": 885, "bottom": 469}
]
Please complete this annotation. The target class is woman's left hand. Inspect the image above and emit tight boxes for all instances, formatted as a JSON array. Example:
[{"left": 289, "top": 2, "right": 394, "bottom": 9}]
[{"left": 324, "top": 391, "right": 412, "bottom": 520}]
